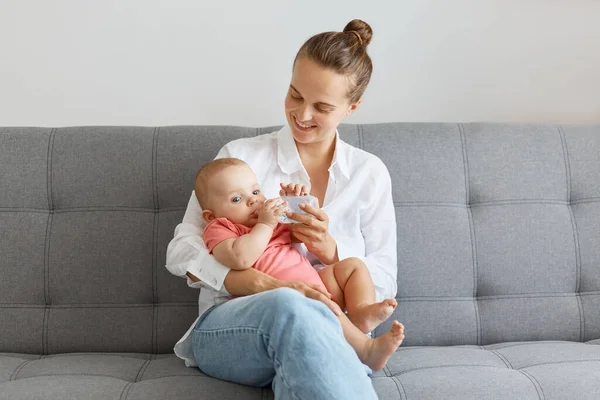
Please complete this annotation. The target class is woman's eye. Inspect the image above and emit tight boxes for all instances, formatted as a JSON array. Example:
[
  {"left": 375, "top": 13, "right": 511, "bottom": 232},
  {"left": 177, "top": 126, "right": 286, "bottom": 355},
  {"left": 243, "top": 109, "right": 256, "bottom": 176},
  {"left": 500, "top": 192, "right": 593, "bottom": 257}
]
[
  {"left": 253, "top": 190, "right": 260, "bottom": 195},
  {"left": 231, "top": 196, "right": 241, "bottom": 203}
]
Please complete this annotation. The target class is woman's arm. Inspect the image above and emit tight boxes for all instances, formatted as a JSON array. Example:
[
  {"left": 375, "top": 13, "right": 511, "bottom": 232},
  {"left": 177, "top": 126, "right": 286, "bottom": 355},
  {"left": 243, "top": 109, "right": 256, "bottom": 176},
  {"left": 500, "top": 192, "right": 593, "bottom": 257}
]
[
  {"left": 185, "top": 267, "right": 280, "bottom": 295},
  {"left": 225, "top": 269, "right": 342, "bottom": 315},
  {"left": 166, "top": 192, "right": 231, "bottom": 293},
  {"left": 187, "top": 267, "right": 341, "bottom": 315},
  {"left": 337, "top": 160, "right": 398, "bottom": 300}
]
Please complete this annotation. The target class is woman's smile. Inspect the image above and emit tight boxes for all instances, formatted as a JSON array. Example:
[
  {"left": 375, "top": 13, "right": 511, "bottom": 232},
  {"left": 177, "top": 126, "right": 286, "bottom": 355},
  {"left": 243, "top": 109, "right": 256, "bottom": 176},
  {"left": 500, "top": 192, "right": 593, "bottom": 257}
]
[{"left": 293, "top": 115, "right": 317, "bottom": 132}]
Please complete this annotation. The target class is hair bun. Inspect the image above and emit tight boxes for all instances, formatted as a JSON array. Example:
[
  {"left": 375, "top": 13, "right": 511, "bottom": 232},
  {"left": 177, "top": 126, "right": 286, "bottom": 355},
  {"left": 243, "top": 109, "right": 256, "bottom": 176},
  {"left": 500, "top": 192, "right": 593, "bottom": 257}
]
[{"left": 343, "top": 19, "right": 372, "bottom": 47}]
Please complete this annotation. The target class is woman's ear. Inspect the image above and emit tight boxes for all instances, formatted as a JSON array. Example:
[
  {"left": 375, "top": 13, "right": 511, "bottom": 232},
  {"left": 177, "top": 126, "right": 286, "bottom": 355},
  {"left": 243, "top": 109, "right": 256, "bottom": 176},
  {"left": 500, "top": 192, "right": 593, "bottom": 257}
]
[
  {"left": 346, "top": 98, "right": 362, "bottom": 116},
  {"left": 202, "top": 209, "right": 215, "bottom": 223}
]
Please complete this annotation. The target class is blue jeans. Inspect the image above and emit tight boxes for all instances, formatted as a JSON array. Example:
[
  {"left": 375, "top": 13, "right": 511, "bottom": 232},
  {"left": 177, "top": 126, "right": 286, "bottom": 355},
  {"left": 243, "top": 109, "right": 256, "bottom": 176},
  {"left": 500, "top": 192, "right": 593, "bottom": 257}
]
[{"left": 191, "top": 287, "right": 378, "bottom": 400}]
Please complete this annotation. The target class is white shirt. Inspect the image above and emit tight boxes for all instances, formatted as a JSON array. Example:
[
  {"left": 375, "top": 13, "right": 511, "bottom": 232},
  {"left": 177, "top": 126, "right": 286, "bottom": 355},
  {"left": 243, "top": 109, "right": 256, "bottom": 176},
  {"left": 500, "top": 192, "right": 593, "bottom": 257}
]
[{"left": 165, "top": 125, "right": 397, "bottom": 367}]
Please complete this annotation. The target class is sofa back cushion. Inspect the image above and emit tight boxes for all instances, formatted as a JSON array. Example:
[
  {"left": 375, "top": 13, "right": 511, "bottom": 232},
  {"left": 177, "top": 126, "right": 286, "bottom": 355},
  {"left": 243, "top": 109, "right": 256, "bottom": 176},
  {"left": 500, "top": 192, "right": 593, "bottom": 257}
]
[{"left": 0, "top": 123, "right": 598, "bottom": 354}]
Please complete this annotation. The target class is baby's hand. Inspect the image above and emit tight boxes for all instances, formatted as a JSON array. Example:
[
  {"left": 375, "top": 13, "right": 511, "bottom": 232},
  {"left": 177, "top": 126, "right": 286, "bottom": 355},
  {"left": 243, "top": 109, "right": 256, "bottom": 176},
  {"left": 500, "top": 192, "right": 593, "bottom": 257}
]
[
  {"left": 257, "top": 198, "right": 287, "bottom": 229},
  {"left": 279, "top": 182, "right": 308, "bottom": 197}
]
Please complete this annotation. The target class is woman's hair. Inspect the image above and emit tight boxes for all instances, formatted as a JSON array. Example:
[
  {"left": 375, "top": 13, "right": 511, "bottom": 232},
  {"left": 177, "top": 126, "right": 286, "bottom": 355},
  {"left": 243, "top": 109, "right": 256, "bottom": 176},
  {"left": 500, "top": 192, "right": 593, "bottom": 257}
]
[{"left": 294, "top": 19, "right": 373, "bottom": 104}]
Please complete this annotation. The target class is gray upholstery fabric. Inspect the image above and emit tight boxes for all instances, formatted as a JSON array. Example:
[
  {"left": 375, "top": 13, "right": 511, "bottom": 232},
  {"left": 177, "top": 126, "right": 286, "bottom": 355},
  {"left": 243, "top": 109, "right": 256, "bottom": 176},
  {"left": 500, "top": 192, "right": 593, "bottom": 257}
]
[{"left": 1, "top": 123, "right": 599, "bottom": 399}]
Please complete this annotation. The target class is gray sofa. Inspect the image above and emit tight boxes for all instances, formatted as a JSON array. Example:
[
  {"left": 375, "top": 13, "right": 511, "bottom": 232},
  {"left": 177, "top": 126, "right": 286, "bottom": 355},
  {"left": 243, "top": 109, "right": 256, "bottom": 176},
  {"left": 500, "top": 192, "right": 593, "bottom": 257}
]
[{"left": 1, "top": 123, "right": 599, "bottom": 400}]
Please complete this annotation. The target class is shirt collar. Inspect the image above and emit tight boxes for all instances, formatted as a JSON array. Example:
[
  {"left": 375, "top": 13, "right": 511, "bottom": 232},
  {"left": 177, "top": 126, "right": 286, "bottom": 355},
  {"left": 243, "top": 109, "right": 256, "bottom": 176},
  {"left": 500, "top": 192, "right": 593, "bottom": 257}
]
[{"left": 276, "top": 125, "right": 350, "bottom": 180}]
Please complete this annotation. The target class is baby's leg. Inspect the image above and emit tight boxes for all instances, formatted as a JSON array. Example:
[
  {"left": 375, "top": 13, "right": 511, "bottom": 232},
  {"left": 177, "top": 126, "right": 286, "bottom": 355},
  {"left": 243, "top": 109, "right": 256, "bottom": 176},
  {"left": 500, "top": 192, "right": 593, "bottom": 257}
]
[
  {"left": 319, "top": 257, "right": 397, "bottom": 333},
  {"left": 337, "top": 311, "right": 404, "bottom": 372}
]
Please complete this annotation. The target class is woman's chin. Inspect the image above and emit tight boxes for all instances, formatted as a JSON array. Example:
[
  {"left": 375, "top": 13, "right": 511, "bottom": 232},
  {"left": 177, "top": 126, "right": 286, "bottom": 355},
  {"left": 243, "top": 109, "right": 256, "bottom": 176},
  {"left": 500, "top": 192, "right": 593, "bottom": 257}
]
[{"left": 291, "top": 127, "right": 319, "bottom": 144}]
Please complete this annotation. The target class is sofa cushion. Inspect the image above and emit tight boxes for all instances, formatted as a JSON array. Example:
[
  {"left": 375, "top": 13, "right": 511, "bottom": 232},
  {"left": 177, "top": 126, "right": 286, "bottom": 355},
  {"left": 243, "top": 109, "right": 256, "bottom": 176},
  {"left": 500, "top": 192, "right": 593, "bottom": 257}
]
[
  {"left": 371, "top": 340, "right": 600, "bottom": 399},
  {"left": 2, "top": 341, "right": 599, "bottom": 399},
  {"left": 0, "top": 353, "right": 271, "bottom": 400}
]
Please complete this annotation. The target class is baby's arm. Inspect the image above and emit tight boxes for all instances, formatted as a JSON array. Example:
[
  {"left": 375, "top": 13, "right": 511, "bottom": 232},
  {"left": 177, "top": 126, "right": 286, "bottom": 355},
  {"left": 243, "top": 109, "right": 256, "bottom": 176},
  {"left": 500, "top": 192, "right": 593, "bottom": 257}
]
[
  {"left": 211, "top": 198, "right": 287, "bottom": 270},
  {"left": 211, "top": 223, "right": 274, "bottom": 270}
]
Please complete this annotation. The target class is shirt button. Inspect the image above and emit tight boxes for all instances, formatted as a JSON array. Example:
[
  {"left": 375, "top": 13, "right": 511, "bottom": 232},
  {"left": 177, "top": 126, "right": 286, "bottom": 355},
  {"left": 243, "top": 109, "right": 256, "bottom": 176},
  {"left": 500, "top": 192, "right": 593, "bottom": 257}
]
[{"left": 211, "top": 278, "right": 217, "bottom": 286}]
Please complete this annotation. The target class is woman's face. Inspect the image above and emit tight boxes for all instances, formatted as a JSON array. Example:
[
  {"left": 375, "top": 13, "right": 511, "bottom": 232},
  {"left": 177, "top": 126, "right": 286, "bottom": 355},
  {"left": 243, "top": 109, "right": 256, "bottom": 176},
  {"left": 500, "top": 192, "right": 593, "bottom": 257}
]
[{"left": 284, "top": 57, "right": 360, "bottom": 145}]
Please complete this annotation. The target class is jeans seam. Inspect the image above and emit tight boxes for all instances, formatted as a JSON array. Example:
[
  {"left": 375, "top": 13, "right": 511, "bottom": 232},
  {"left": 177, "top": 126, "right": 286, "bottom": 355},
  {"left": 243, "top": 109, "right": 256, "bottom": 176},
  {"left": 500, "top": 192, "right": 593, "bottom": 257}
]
[
  {"left": 269, "top": 341, "right": 301, "bottom": 400},
  {"left": 195, "top": 326, "right": 300, "bottom": 399}
]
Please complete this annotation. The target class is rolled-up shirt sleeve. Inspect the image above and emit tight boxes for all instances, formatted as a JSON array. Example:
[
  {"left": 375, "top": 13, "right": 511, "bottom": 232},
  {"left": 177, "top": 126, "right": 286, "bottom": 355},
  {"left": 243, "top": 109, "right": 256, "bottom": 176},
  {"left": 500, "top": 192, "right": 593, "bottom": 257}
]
[
  {"left": 336, "top": 162, "right": 397, "bottom": 301},
  {"left": 165, "top": 145, "right": 233, "bottom": 294}
]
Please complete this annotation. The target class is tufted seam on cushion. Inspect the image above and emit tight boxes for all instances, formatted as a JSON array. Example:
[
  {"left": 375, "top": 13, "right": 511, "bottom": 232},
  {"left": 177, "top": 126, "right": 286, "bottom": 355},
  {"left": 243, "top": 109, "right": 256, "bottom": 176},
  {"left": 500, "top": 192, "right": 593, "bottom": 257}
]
[
  {"left": 45, "top": 128, "right": 55, "bottom": 211},
  {"left": 571, "top": 197, "right": 600, "bottom": 205},
  {"left": 44, "top": 129, "right": 55, "bottom": 306},
  {"left": 518, "top": 370, "right": 546, "bottom": 400},
  {"left": 0, "top": 303, "right": 197, "bottom": 308},
  {"left": 558, "top": 125, "right": 571, "bottom": 202},
  {"left": 41, "top": 353, "right": 153, "bottom": 359},
  {"left": 120, "top": 382, "right": 134, "bottom": 400},
  {"left": 473, "top": 298, "right": 481, "bottom": 345},
  {"left": 560, "top": 125, "right": 585, "bottom": 343},
  {"left": 461, "top": 123, "right": 481, "bottom": 345},
  {"left": 391, "top": 364, "right": 508, "bottom": 377},
  {"left": 391, "top": 375, "right": 408, "bottom": 400},
  {"left": 43, "top": 305, "right": 49, "bottom": 355},
  {"left": 9, "top": 357, "right": 42, "bottom": 381},
  {"left": 470, "top": 199, "right": 574, "bottom": 207},
  {"left": 520, "top": 359, "right": 600, "bottom": 369},
  {"left": 394, "top": 202, "right": 466, "bottom": 207},
  {"left": 7, "top": 200, "right": 598, "bottom": 213},
  {"left": 10, "top": 373, "right": 131, "bottom": 382},
  {"left": 43, "top": 129, "right": 56, "bottom": 356},
  {"left": 468, "top": 206, "right": 481, "bottom": 343},
  {"left": 134, "top": 353, "right": 154, "bottom": 382},
  {"left": 391, "top": 199, "right": 600, "bottom": 208},
  {"left": 135, "top": 374, "right": 212, "bottom": 382},
  {"left": 488, "top": 349, "right": 512, "bottom": 368},
  {"left": 483, "top": 341, "right": 574, "bottom": 350},
  {"left": 577, "top": 294, "right": 585, "bottom": 342},
  {"left": 397, "top": 293, "right": 590, "bottom": 301},
  {"left": 0, "top": 355, "right": 38, "bottom": 361},
  {"left": 384, "top": 364, "right": 392, "bottom": 377},
  {"left": 119, "top": 356, "right": 150, "bottom": 399},
  {"left": 41, "top": 290, "right": 48, "bottom": 355},
  {"left": 458, "top": 123, "right": 470, "bottom": 205},
  {"left": 151, "top": 128, "right": 160, "bottom": 354},
  {"left": 477, "top": 293, "right": 580, "bottom": 300}
]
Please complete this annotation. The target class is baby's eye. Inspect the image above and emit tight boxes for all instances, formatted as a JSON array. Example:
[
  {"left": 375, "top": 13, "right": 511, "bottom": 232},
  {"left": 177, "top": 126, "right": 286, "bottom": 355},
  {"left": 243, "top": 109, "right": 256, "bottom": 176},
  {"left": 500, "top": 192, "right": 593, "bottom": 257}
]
[
  {"left": 252, "top": 190, "right": 260, "bottom": 195},
  {"left": 231, "top": 196, "right": 241, "bottom": 203}
]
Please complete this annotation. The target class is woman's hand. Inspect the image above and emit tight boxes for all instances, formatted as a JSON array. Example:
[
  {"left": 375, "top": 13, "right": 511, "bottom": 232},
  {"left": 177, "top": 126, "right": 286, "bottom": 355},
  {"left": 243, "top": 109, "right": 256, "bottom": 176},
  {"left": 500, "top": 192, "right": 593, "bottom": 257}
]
[
  {"left": 284, "top": 281, "right": 343, "bottom": 316},
  {"left": 286, "top": 203, "right": 339, "bottom": 265},
  {"left": 223, "top": 268, "right": 342, "bottom": 316},
  {"left": 279, "top": 182, "right": 308, "bottom": 197}
]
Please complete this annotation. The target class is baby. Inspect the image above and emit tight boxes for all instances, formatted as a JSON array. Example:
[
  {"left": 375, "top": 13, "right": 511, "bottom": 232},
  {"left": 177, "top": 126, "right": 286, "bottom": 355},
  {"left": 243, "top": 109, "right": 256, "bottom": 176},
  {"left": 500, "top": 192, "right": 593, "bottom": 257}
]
[{"left": 194, "top": 157, "right": 404, "bottom": 371}]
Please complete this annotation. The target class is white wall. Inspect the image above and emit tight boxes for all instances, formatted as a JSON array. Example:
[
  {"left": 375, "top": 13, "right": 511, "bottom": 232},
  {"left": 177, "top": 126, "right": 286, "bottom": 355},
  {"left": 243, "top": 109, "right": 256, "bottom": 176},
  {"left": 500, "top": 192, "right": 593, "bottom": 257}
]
[{"left": 1, "top": 0, "right": 599, "bottom": 127}]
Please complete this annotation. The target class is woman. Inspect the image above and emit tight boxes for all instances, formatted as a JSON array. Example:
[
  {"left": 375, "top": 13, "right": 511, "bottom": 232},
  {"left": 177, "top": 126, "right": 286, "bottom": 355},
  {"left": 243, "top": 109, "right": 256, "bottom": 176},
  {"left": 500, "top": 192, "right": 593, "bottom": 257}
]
[{"left": 166, "top": 19, "right": 397, "bottom": 399}]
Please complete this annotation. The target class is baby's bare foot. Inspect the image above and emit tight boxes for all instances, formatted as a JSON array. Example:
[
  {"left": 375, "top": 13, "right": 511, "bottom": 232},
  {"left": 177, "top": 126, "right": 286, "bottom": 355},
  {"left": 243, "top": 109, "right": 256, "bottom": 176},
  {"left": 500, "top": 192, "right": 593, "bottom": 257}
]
[
  {"left": 350, "top": 298, "right": 397, "bottom": 334},
  {"left": 360, "top": 321, "right": 405, "bottom": 371}
]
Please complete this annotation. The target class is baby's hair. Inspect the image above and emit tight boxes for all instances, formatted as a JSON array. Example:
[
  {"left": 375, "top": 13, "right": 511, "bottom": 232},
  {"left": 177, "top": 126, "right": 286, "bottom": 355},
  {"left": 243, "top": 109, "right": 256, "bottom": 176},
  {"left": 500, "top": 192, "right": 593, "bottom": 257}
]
[{"left": 195, "top": 158, "right": 248, "bottom": 209}]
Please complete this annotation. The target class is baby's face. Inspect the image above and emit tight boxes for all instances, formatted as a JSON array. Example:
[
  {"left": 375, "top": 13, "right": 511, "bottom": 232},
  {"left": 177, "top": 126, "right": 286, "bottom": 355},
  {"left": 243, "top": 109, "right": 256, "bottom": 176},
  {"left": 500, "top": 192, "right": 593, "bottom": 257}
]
[{"left": 206, "top": 164, "right": 266, "bottom": 227}]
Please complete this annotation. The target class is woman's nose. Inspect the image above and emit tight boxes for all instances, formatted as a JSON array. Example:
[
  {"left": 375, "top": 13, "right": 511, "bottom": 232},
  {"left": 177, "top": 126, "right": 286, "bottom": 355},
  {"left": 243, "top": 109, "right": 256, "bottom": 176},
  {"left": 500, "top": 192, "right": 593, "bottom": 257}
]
[{"left": 298, "top": 105, "right": 312, "bottom": 122}]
